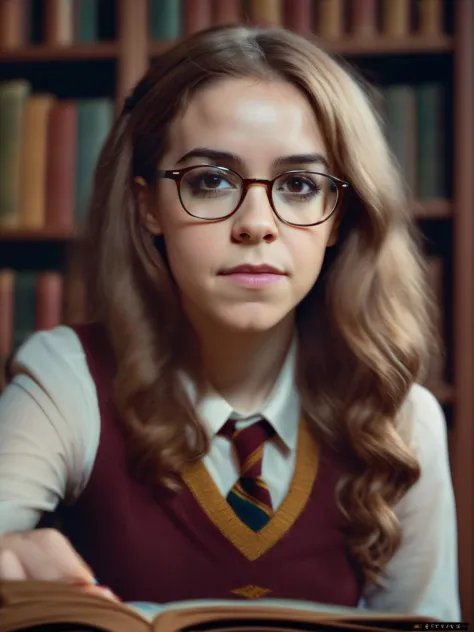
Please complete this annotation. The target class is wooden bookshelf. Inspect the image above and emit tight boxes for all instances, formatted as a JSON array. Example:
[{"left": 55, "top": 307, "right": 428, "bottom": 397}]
[
  {"left": 0, "top": 42, "right": 118, "bottom": 62},
  {"left": 0, "top": 0, "right": 472, "bottom": 621},
  {"left": 0, "top": 199, "right": 453, "bottom": 245},
  {"left": 149, "top": 35, "right": 454, "bottom": 59}
]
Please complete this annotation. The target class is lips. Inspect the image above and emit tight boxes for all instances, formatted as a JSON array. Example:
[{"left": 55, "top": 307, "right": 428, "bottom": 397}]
[{"left": 219, "top": 264, "right": 285, "bottom": 275}]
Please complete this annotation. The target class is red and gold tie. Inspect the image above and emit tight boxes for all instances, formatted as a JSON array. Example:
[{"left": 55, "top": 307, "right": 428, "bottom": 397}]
[{"left": 219, "top": 418, "right": 276, "bottom": 531}]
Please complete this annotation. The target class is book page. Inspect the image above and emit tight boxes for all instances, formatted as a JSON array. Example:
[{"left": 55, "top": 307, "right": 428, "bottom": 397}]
[{"left": 127, "top": 597, "right": 364, "bottom": 623}]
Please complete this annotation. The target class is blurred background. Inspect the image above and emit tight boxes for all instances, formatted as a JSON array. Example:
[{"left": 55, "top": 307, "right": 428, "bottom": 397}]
[{"left": 0, "top": 0, "right": 472, "bottom": 620}]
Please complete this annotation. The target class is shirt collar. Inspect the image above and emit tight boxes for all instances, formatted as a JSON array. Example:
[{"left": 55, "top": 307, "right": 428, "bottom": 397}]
[{"left": 180, "top": 336, "right": 300, "bottom": 452}]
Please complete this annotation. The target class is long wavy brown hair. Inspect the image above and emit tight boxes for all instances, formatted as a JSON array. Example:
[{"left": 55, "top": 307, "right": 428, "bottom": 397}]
[{"left": 79, "top": 25, "right": 435, "bottom": 585}]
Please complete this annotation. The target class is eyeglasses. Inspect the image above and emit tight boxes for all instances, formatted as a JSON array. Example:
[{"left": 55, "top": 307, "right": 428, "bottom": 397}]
[{"left": 152, "top": 164, "right": 349, "bottom": 227}]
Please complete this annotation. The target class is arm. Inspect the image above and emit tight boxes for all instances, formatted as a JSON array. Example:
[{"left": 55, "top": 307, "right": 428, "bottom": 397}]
[
  {"left": 363, "top": 385, "right": 461, "bottom": 620},
  {"left": 0, "top": 326, "right": 100, "bottom": 533}
]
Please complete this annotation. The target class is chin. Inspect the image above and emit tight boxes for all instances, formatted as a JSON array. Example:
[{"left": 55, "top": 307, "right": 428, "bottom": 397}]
[{"left": 215, "top": 306, "right": 293, "bottom": 334}]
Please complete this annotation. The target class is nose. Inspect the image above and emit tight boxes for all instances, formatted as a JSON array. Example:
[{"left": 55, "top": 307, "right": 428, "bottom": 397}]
[{"left": 230, "top": 181, "right": 279, "bottom": 244}]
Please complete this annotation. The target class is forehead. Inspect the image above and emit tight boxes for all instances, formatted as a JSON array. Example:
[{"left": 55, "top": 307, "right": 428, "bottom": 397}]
[{"left": 164, "top": 77, "right": 327, "bottom": 163}]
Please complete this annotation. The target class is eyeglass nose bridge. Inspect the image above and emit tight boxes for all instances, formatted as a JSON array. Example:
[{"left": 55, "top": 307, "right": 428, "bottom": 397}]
[{"left": 235, "top": 177, "right": 275, "bottom": 214}]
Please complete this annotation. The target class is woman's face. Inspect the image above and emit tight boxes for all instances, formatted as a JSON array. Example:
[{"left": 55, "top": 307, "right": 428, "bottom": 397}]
[{"left": 143, "top": 77, "right": 339, "bottom": 336}]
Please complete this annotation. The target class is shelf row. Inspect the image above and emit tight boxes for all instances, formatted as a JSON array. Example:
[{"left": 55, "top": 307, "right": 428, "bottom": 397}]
[{"left": 0, "top": 34, "right": 454, "bottom": 63}]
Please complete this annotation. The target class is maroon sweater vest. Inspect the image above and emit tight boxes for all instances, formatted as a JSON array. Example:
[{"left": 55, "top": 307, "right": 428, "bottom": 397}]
[{"left": 57, "top": 324, "right": 363, "bottom": 606}]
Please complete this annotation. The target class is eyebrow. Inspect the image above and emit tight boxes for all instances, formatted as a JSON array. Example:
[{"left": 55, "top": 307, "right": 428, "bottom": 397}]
[{"left": 175, "top": 148, "right": 330, "bottom": 170}]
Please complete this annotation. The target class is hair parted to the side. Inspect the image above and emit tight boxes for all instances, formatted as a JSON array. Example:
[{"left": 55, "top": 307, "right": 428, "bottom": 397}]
[{"left": 79, "top": 25, "right": 436, "bottom": 585}]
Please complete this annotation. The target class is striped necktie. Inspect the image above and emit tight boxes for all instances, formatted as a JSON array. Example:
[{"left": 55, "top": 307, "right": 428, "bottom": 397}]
[{"left": 219, "top": 418, "right": 276, "bottom": 531}]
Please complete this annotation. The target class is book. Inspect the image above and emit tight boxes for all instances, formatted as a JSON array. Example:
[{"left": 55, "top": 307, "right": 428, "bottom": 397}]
[
  {"left": 416, "top": 83, "right": 445, "bottom": 200},
  {"left": 44, "top": 0, "right": 75, "bottom": 45},
  {"left": 417, "top": 0, "right": 442, "bottom": 35},
  {"left": 382, "top": 0, "right": 410, "bottom": 36},
  {"left": 150, "top": 0, "right": 182, "bottom": 40},
  {"left": 383, "top": 84, "right": 417, "bottom": 195},
  {"left": 0, "top": 0, "right": 29, "bottom": 48},
  {"left": 182, "top": 0, "right": 212, "bottom": 34},
  {"left": 316, "top": 0, "right": 344, "bottom": 39},
  {"left": 350, "top": 0, "right": 376, "bottom": 37},
  {"left": 74, "top": 0, "right": 99, "bottom": 42},
  {"left": 0, "top": 580, "right": 435, "bottom": 632},
  {"left": 0, "top": 80, "right": 30, "bottom": 228},
  {"left": 212, "top": 0, "right": 242, "bottom": 26},
  {"left": 283, "top": 0, "right": 311, "bottom": 34},
  {"left": 45, "top": 100, "right": 77, "bottom": 231},
  {"left": 17, "top": 94, "right": 55, "bottom": 229},
  {"left": 247, "top": 0, "right": 283, "bottom": 27}
]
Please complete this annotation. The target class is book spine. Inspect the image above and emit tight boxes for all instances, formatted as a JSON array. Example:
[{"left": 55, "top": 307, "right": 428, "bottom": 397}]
[
  {"left": 417, "top": 0, "right": 442, "bottom": 36},
  {"left": 383, "top": 84, "right": 417, "bottom": 195},
  {"left": 416, "top": 83, "right": 445, "bottom": 199},
  {"left": 74, "top": 0, "right": 98, "bottom": 42},
  {"left": 13, "top": 272, "right": 37, "bottom": 350},
  {"left": 45, "top": 100, "right": 77, "bottom": 231},
  {"left": 0, "top": 80, "right": 30, "bottom": 228},
  {"left": 75, "top": 99, "right": 113, "bottom": 222},
  {"left": 316, "top": 0, "right": 344, "bottom": 39},
  {"left": 0, "top": 0, "right": 29, "bottom": 47},
  {"left": 283, "top": 0, "right": 311, "bottom": 33},
  {"left": 247, "top": 0, "right": 283, "bottom": 26},
  {"left": 44, "top": 0, "right": 74, "bottom": 44},
  {"left": 36, "top": 272, "right": 64, "bottom": 330},
  {"left": 149, "top": 0, "right": 182, "bottom": 39},
  {"left": 182, "top": 0, "right": 212, "bottom": 34},
  {"left": 212, "top": 0, "right": 242, "bottom": 25},
  {"left": 351, "top": 0, "right": 376, "bottom": 37},
  {"left": 18, "top": 94, "right": 55, "bottom": 229},
  {"left": 0, "top": 270, "right": 14, "bottom": 374},
  {"left": 382, "top": 0, "right": 410, "bottom": 36}
]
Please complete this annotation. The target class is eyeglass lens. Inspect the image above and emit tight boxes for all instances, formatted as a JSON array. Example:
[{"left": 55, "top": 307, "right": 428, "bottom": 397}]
[{"left": 178, "top": 166, "right": 338, "bottom": 225}]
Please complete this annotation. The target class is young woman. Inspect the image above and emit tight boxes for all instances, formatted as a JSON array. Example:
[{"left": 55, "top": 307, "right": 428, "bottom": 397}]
[{"left": 0, "top": 25, "right": 459, "bottom": 618}]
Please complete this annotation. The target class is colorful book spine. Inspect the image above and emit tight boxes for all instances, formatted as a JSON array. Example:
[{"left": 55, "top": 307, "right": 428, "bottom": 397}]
[
  {"left": 283, "top": 0, "right": 311, "bottom": 34},
  {"left": 75, "top": 98, "right": 113, "bottom": 222},
  {"left": 0, "top": 0, "right": 29, "bottom": 47},
  {"left": 383, "top": 84, "right": 417, "bottom": 195},
  {"left": 351, "top": 0, "right": 376, "bottom": 37},
  {"left": 44, "top": 0, "right": 75, "bottom": 44},
  {"left": 12, "top": 271, "right": 37, "bottom": 350},
  {"left": 18, "top": 94, "right": 55, "bottom": 229},
  {"left": 74, "top": 0, "right": 98, "bottom": 42},
  {"left": 0, "top": 270, "right": 14, "bottom": 377},
  {"left": 416, "top": 83, "right": 445, "bottom": 199},
  {"left": 36, "top": 272, "right": 64, "bottom": 331},
  {"left": 247, "top": 0, "right": 282, "bottom": 26},
  {"left": 150, "top": 0, "right": 182, "bottom": 39},
  {"left": 417, "top": 0, "right": 442, "bottom": 36},
  {"left": 45, "top": 101, "right": 77, "bottom": 231},
  {"left": 0, "top": 80, "right": 30, "bottom": 228},
  {"left": 182, "top": 0, "right": 212, "bottom": 34},
  {"left": 316, "top": 0, "right": 344, "bottom": 39},
  {"left": 212, "top": 0, "right": 242, "bottom": 25},
  {"left": 382, "top": 0, "right": 410, "bottom": 36}
]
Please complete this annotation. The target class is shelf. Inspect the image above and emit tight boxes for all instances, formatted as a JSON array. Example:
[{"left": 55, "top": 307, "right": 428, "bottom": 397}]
[
  {"left": 426, "top": 381, "right": 455, "bottom": 405},
  {"left": 0, "top": 199, "right": 451, "bottom": 243},
  {"left": 149, "top": 34, "right": 454, "bottom": 59},
  {"left": 0, "top": 227, "right": 75, "bottom": 241},
  {"left": 412, "top": 198, "right": 451, "bottom": 219},
  {"left": 0, "top": 42, "right": 118, "bottom": 62}
]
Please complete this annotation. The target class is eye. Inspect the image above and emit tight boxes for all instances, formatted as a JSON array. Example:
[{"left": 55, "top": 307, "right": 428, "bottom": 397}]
[
  {"left": 276, "top": 173, "right": 322, "bottom": 196},
  {"left": 185, "top": 167, "right": 238, "bottom": 192}
]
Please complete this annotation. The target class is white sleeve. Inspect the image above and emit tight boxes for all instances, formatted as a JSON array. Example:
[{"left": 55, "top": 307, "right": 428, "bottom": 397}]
[
  {"left": 363, "top": 384, "right": 461, "bottom": 619},
  {"left": 0, "top": 326, "right": 101, "bottom": 534}
]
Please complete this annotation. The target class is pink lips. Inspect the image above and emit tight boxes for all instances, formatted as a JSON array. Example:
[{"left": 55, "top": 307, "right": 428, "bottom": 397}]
[{"left": 219, "top": 264, "right": 286, "bottom": 288}]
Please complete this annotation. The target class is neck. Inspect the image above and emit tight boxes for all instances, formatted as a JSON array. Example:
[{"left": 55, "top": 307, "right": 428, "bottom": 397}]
[{"left": 192, "top": 316, "right": 295, "bottom": 415}]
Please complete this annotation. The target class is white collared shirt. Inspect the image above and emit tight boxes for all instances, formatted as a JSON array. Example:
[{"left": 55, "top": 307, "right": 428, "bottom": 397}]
[{"left": 0, "top": 326, "right": 461, "bottom": 619}]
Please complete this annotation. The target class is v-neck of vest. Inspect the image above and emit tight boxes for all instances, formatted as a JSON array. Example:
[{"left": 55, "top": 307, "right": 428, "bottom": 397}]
[{"left": 180, "top": 417, "right": 319, "bottom": 561}]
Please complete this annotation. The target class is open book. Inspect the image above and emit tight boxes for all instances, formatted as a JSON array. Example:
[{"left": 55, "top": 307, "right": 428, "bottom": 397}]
[{"left": 0, "top": 580, "right": 436, "bottom": 632}]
